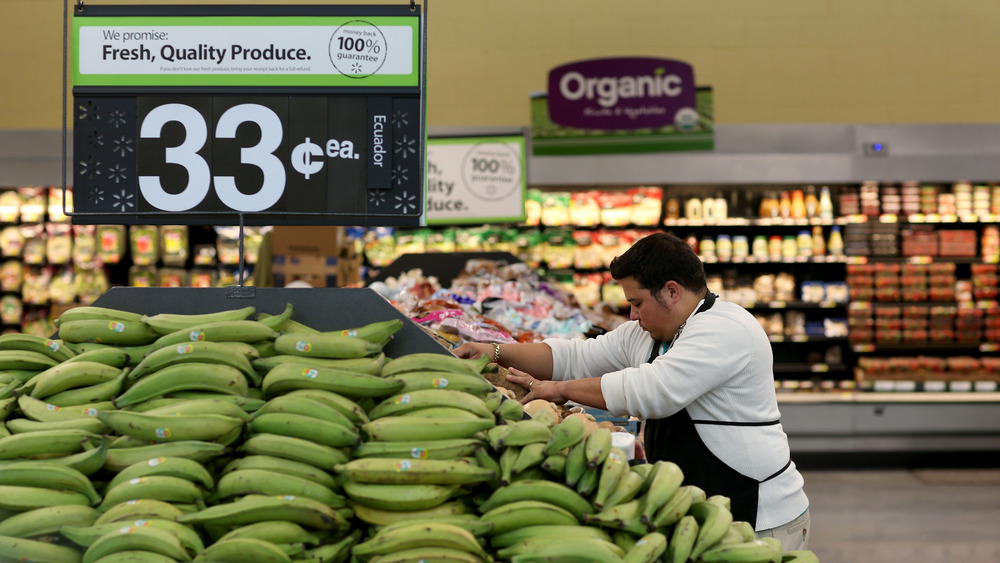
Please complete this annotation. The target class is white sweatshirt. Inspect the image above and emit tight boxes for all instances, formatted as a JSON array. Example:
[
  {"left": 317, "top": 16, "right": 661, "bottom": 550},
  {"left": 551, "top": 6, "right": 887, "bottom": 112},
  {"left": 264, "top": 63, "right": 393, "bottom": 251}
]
[{"left": 544, "top": 297, "right": 809, "bottom": 530}]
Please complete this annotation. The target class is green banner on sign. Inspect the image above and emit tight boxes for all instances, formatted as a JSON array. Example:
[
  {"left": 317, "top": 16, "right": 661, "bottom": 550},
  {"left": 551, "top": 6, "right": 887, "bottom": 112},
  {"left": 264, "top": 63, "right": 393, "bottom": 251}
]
[{"left": 530, "top": 87, "right": 714, "bottom": 156}]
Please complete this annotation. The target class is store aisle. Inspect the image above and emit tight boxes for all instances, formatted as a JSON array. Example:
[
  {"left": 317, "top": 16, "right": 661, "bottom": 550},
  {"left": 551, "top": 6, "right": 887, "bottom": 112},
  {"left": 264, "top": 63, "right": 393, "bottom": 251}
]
[{"left": 802, "top": 469, "right": 1000, "bottom": 563}]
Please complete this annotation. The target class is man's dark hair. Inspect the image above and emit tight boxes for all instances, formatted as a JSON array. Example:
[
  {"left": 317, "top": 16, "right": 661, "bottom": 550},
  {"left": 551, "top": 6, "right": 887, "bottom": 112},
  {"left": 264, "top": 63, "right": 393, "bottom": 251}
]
[{"left": 609, "top": 232, "right": 707, "bottom": 297}]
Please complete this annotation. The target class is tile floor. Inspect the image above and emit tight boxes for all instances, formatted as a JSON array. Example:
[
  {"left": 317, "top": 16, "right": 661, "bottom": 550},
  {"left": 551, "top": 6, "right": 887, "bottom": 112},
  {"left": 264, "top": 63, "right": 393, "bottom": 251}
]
[{"left": 802, "top": 469, "right": 1000, "bottom": 563}]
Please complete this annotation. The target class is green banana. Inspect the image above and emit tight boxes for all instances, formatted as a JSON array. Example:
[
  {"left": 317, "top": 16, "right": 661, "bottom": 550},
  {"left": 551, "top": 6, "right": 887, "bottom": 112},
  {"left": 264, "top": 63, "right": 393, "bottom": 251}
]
[
  {"left": 376, "top": 513, "right": 493, "bottom": 538},
  {"left": 25, "top": 362, "right": 122, "bottom": 399},
  {"left": 335, "top": 457, "right": 496, "bottom": 486},
  {"left": 499, "top": 537, "right": 624, "bottom": 562},
  {"left": 351, "top": 438, "right": 482, "bottom": 460},
  {"left": 482, "top": 389, "right": 504, "bottom": 412},
  {"left": 473, "top": 445, "right": 502, "bottom": 488},
  {"left": 98, "top": 475, "right": 205, "bottom": 510},
  {"left": 0, "top": 484, "right": 92, "bottom": 511},
  {"left": 256, "top": 303, "right": 295, "bottom": 332},
  {"left": 329, "top": 318, "right": 404, "bottom": 345},
  {"left": 368, "top": 389, "right": 492, "bottom": 420},
  {"left": 593, "top": 447, "right": 629, "bottom": 509},
  {"left": 496, "top": 419, "right": 553, "bottom": 448},
  {"left": 103, "top": 441, "right": 227, "bottom": 473},
  {"left": 0, "top": 533, "right": 85, "bottom": 563},
  {"left": 191, "top": 537, "right": 290, "bottom": 563},
  {"left": 689, "top": 500, "right": 735, "bottom": 560},
  {"left": 489, "top": 524, "right": 611, "bottom": 549},
  {"left": 278, "top": 388, "right": 369, "bottom": 424},
  {"left": 651, "top": 484, "right": 698, "bottom": 529},
  {"left": 543, "top": 414, "right": 586, "bottom": 455},
  {"left": 352, "top": 522, "right": 489, "bottom": 560},
  {"left": 217, "top": 520, "right": 320, "bottom": 546},
  {"left": 367, "top": 546, "right": 485, "bottom": 563},
  {"left": 0, "top": 460, "right": 101, "bottom": 504},
  {"left": 273, "top": 331, "right": 384, "bottom": 359},
  {"left": 0, "top": 349, "right": 60, "bottom": 371},
  {"left": 480, "top": 499, "right": 578, "bottom": 535},
  {"left": 0, "top": 504, "right": 98, "bottom": 538},
  {"left": 604, "top": 467, "right": 644, "bottom": 508},
  {"left": 62, "top": 519, "right": 204, "bottom": 555},
  {"left": 342, "top": 480, "right": 460, "bottom": 511},
  {"left": 0, "top": 369, "right": 39, "bottom": 385},
  {"left": 164, "top": 391, "right": 265, "bottom": 412},
  {"left": 139, "top": 398, "right": 252, "bottom": 422},
  {"left": 582, "top": 498, "right": 647, "bottom": 536},
  {"left": 219, "top": 455, "right": 338, "bottom": 490},
  {"left": 176, "top": 494, "right": 349, "bottom": 532},
  {"left": 563, "top": 436, "right": 589, "bottom": 487},
  {"left": 0, "top": 333, "right": 76, "bottom": 362},
  {"left": 63, "top": 342, "right": 158, "bottom": 367},
  {"left": 64, "top": 347, "right": 131, "bottom": 368},
  {"left": 49, "top": 439, "right": 108, "bottom": 476},
  {"left": 352, "top": 498, "right": 464, "bottom": 527},
  {"left": 148, "top": 320, "right": 279, "bottom": 351},
  {"left": 94, "top": 499, "right": 186, "bottom": 526},
  {"left": 623, "top": 532, "right": 668, "bottom": 563},
  {"left": 700, "top": 539, "right": 782, "bottom": 563},
  {"left": 381, "top": 353, "right": 490, "bottom": 377},
  {"left": 141, "top": 306, "right": 257, "bottom": 335},
  {"left": 113, "top": 363, "right": 249, "bottom": 407},
  {"left": 732, "top": 520, "right": 758, "bottom": 542},
  {"left": 387, "top": 370, "right": 494, "bottom": 396},
  {"left": 639, "top": 460, "right": 684, "bottom": 526},
  {"left": 56, "top": 306, "right": 144, "bottom": 326},
  {"left": 362, "top": 416, "right": 494, "bottom": 442},
  {"left": 6, "top": 416, "right": 109, "bottom": 435},
  {"left": 498, "top": 446, "right": 519, "bottom": 485},
  {"left": 251, "top": 353, "right": 385, "bottom": 376},
  {"left": 585, "top": 427, "right": 612, "bottom": 468},
  {"left": 297, "top": 530, "right": 360, "bottom": 563},
  {"left": 477, "top": 479, "right": 593, "bottom": 521},
  {"left": 541, "top": 453, "right": 566, "bottom": 478},
  {"left": 44, "top": 373, "right": 126, "bottom": 407},
  {"left": 495, "top": 396, "right": 525, "bottom": 423},
  {"left": 0, "top": 396, "right": 16, "bottom": 420},
  {"left": 128, "top": 341, "right": 256, "bottom": 382},
  {"left": 238, "top": 433, "right": 349, "bottom": 470},
  {"left": 214, "top": 468, "right": 346, "bottom": 507},
  {"left": 576, "top": 464, "right": 600, "bottom": 497},
  {"left": 108, "top": 457, "right": 215, "bottom": 490},
  {"left": 251, "top": 395, "right": 356, "bottom": 429},
  {"left": 248, "top": 412, "right": 360, "bottom": 448},
  {"left": 17, "top": 395, "right": 112, "bottom": 422},
  {"left": 0, "top": 428, "right": 100, "bottom": 459},
  {"left": 261, "top": 362, "right": 402, "bottom": 398},
  {"left": 98, "top": 410, "right": 245, "bottom": 443},
  {"left": 81, "top": 525, "right": 191, "bottom": 563},
  {"left": 58, "top": 319, "right": 160, "bottom": 346},
  {"left": 759, "top": 537, "right": 783, "bottom": 563},
  {"left": 511, "top": 442, "right": 547, "bottom": 476}
]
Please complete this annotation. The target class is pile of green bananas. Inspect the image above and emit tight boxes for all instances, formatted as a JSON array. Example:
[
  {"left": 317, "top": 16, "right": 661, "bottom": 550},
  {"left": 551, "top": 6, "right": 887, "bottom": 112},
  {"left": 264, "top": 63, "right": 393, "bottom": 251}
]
[{"left": 0, "top": 303, "right": 820, "bottom": 563}]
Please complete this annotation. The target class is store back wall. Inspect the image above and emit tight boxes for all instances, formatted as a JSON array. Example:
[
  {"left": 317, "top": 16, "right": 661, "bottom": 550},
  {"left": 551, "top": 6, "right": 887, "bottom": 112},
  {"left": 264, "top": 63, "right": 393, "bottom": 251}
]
[{"left": 3, "top": 0, "right": 1000, "bottom": 131}]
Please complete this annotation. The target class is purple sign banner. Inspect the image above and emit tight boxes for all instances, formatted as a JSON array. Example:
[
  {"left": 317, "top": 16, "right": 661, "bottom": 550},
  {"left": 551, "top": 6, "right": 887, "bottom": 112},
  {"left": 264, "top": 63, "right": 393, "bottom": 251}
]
[{"left": 547, "top": 57, "right": 698, "bottom": 131}]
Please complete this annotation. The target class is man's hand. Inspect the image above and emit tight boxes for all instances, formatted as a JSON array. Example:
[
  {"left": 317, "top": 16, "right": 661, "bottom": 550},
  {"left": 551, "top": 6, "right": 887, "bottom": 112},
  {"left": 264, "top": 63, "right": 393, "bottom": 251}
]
[{"left": 506, "top": 367, "right": 567, "bottom": 405}]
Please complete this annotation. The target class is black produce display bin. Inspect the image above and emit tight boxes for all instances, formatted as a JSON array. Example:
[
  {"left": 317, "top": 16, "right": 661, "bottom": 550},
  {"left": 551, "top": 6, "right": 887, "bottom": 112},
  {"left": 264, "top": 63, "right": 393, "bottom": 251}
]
[{"left": 89, "top": 287, "right": 450, "bottom": 358}]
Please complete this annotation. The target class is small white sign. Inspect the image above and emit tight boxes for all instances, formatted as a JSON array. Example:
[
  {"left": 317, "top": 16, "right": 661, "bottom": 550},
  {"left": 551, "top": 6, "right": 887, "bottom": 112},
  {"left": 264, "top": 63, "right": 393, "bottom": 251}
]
[{"left": 425, "top": 136, "right": 526, "bottom": 224}]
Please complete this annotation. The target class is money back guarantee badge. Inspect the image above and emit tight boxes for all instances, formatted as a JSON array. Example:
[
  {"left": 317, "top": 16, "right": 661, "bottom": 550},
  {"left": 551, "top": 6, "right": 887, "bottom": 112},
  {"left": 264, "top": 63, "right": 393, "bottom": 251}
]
[{"left": 329, "top": 20, "right": 388, "bottom": 78}]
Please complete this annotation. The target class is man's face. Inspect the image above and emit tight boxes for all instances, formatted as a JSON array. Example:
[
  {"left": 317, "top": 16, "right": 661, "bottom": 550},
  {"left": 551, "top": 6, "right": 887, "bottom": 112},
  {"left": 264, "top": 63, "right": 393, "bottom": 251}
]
[{"left": 620, "top": 276, "right": 675, "bottom": 342}]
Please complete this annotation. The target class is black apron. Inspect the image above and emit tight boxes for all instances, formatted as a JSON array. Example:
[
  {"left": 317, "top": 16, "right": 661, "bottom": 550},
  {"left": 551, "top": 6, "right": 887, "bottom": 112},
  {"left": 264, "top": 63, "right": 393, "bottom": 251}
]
[{"left": 641, "top": 292, "right": 790, "bottom": 528}]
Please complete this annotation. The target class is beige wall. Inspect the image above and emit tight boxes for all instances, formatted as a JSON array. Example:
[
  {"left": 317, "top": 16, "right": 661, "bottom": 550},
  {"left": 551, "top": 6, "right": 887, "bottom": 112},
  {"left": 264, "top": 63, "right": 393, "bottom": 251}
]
[{"left": 4, "top": 0, "right": 1000, "bottom": 130}]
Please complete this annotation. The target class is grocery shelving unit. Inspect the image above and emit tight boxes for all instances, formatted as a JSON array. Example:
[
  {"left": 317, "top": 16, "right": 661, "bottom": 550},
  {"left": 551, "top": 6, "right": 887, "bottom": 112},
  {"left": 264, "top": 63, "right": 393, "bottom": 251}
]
[{"left": 526, "top": 122, "right": 1000, "bottom": 461}]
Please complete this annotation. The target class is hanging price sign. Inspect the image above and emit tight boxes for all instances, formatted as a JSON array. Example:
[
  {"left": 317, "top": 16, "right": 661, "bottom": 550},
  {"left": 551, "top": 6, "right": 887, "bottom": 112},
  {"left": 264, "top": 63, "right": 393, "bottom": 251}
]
[{"left": 70, "top": 4, "right": 426, "bottom": 226}]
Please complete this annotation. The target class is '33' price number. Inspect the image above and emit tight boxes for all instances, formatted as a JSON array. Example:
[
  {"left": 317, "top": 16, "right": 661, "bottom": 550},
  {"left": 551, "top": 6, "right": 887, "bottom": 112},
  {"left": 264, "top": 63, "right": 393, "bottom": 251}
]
[{"left": 139, "top": 102, "right": 286, "bottom": 213}]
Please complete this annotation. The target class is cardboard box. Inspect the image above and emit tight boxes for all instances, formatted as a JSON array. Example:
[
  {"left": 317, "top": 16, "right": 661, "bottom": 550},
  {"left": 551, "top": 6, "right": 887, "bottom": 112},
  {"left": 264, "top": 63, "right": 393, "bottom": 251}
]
[{"left": 271, "top": 226, "right": 344, "bottom": 257}]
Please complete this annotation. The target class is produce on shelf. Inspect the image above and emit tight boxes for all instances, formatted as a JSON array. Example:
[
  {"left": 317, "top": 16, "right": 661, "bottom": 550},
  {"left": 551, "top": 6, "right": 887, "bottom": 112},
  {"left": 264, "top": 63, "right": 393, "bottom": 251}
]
[{"left": 0, "top": 303, "right": 819, "bottom": 562}]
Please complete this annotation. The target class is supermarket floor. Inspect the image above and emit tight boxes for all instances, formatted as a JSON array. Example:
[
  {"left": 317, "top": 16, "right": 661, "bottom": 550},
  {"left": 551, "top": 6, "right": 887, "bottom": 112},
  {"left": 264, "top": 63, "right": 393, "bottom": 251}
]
[{"left": 802, "top": 469, "right": 1000, "bottom": 562}]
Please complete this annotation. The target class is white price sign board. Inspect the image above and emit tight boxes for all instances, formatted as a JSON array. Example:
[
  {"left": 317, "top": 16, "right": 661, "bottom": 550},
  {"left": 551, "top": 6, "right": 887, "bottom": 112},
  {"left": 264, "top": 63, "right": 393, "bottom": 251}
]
[{"left": 425, "top": 135, "right": 526, "bottom": 225}]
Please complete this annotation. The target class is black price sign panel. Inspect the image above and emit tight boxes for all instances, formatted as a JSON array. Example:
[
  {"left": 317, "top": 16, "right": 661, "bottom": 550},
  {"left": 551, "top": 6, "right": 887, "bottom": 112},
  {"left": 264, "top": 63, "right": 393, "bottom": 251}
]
[{"left": 71, "top": 5, "right": 425, "bottom": 226}]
